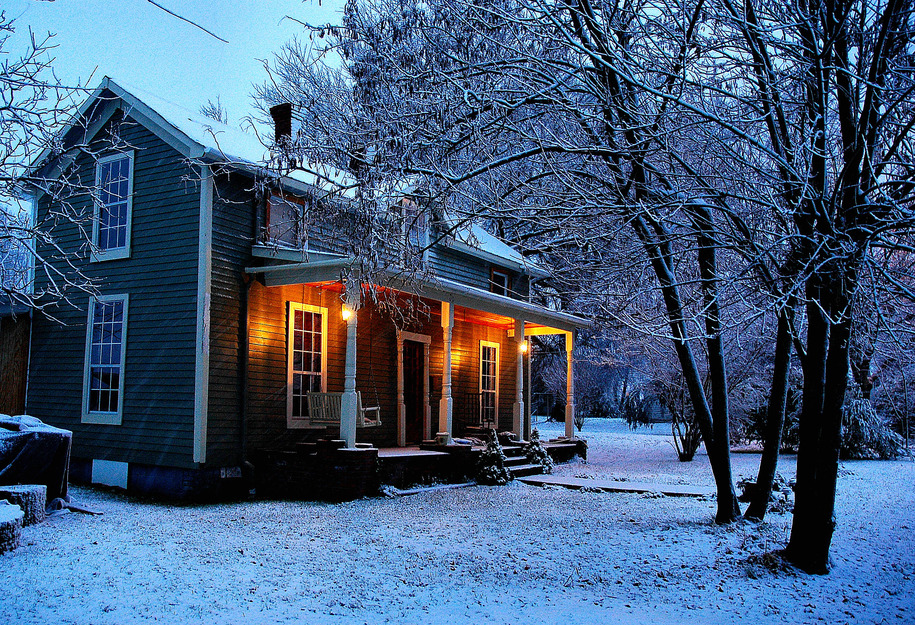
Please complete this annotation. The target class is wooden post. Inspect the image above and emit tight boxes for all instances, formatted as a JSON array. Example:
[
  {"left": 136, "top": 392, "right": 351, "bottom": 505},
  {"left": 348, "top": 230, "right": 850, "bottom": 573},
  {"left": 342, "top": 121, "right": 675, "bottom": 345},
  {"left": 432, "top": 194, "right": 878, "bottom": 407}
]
[
  {"left": 423, "top": 341, "right": 431, "bottom": 441},
  {"left": 340, "top": 294, "right": 359, "bottom": 448},
  {"left": 565, "top": 330, "right": 575, "bottom": 439},
  {"left": 513, "top": 318, "right": 525, "bottom": 439},
  {"left": 396, "top": 331, "right": 406, "bottom": 447},
  {"left": 437, "top": 301, "right": 454, "bottom": 443},
  {"left": 524, "top": 337, "right": 532, "bottom": 442}
]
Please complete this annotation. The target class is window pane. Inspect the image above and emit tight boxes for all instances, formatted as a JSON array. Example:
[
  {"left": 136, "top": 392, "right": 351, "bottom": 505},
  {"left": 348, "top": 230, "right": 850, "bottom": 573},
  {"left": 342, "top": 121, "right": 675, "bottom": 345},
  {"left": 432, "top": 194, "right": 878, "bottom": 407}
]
[
  {"left": 97, "top": 156, "right": 130, "bottom": 252},
  {"left": 87, "top": 298, "right": 125, "bottom": 414}
]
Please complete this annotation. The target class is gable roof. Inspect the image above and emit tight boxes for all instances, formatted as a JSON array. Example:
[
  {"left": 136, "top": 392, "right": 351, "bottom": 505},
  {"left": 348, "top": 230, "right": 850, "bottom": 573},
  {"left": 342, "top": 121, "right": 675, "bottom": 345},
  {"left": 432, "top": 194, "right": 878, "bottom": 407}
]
[{"left": 36, "top": 77, "right": 547, "bottom": 277}]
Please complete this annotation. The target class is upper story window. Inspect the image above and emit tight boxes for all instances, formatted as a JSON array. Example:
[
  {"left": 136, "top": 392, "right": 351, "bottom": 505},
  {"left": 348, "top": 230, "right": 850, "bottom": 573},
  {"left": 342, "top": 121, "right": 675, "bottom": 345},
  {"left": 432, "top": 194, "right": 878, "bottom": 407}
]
[
  {"left": 402, "top": 199, "right": 428, "bottom": 259},
  {"left": 93, "top": 152, "right": 133, "bottom": 261},
  {"left": 83, "top": 294, "right": 129, "bottom": 425},
  {"left": 267, "top": 194, "right": 307, "bottom": 249},
  {"left": 490, "top": 269, "right": 510, "bottom": 296}
]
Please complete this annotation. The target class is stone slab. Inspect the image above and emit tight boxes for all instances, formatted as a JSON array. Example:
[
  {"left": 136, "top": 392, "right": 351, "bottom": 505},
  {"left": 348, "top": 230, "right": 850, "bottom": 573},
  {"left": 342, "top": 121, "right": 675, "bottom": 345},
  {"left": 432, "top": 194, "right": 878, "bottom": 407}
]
[{"left": 519, "top": 475, "right": 716, "bottom": 497}]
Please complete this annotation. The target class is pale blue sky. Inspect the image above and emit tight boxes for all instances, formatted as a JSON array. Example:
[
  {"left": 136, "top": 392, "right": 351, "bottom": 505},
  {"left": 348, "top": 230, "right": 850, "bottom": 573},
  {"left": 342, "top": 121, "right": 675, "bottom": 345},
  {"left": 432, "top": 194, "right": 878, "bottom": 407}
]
[{"left": 5, "top": 0, "right": 344, "bottom": 129}]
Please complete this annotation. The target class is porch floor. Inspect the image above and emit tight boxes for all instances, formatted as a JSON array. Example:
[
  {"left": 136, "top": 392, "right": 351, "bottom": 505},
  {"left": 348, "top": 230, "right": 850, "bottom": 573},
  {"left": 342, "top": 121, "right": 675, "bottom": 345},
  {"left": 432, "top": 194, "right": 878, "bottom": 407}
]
[{"left": 376, "top": 446, "right": 451, "bottom": 459}]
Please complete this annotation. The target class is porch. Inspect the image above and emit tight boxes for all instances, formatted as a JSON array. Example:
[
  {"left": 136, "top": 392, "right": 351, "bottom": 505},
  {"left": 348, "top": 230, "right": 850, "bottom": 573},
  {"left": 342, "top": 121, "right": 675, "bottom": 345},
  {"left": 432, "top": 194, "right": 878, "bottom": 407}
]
[
  {"left": 254, "top": 436, "right": 587, "bottom": 500},
  {"left": 245, "top": 252, "right": 589, "bottom": 453}
]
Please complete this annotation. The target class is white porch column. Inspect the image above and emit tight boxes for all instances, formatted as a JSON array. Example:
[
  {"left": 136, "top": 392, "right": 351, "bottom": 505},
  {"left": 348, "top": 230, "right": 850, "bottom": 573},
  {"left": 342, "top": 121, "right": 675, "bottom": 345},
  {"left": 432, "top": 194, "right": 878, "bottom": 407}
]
[
  {"left": 524, "top": 337, "right": 532, "bottom": 442},
  {"left": 437, "top": 301, "right": 454, "bottom": 443},
  {"left": 396, "top": 332, "right": 406, "bottom": 447},
  {"left": 565, "top": 330, "right": 575, "bottom": 439},
  {"left": 512, "top": 318, "right": 525, "bottom": 439},
  {"left": 340, "top": 293, "right": 360, "bottom": 448},
  {"left": 423, "top": 341, "right": 432, "bottom": 441}
]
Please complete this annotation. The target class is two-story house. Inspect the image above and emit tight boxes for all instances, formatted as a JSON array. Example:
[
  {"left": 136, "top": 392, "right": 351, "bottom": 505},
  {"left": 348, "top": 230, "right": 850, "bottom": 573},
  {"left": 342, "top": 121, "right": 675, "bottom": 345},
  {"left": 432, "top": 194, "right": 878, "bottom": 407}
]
[{"left": 25, "top": 78, "right": 587, "bottom": 499}]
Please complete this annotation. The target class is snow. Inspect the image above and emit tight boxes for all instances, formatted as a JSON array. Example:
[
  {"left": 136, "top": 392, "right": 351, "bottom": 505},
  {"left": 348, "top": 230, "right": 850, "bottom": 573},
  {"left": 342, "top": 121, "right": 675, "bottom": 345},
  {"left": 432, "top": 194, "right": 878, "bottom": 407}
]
[
  {"left": 2, "top": 419, "right": 913, "bottom": 624},
  {"left": 0, "top": 501, "right": 23, "bottom": 524}
]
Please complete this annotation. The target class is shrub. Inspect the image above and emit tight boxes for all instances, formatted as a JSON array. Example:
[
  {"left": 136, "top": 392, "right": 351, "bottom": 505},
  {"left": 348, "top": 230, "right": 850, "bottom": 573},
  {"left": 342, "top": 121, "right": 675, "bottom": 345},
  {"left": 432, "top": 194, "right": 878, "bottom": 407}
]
[{"left": 841, "top": 396, "right": 905, "bottom": 460}]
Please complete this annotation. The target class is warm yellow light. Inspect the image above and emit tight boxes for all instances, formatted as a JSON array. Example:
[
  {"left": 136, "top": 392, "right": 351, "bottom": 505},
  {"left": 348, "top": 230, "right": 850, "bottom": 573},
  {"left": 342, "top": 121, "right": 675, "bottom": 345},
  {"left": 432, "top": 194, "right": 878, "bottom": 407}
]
[
  {"left": 342, "top": 306, "right": 352, "bottom": 321},
  {"left": 520, "top": 341, "right": 529, "bottom": 354}
]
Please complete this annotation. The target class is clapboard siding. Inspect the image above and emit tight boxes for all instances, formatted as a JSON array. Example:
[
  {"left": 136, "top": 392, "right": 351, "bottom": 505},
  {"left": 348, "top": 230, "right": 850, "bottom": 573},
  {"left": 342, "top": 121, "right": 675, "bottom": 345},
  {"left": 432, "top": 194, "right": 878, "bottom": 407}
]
[
  {"left": 27, "top": 113, "right": 200, "bottom": 470},
  {"left": 429, "top": 248, "right": 491, "bottom": 291},
  {"left": 205, "top": 172, "right": 257, "bottom": 466},
  {"left": 246, "top": 285, "right": 521, "bottom": 447},
  {"left": 247, "top": 283, "right": 344, "bottom": 448}
]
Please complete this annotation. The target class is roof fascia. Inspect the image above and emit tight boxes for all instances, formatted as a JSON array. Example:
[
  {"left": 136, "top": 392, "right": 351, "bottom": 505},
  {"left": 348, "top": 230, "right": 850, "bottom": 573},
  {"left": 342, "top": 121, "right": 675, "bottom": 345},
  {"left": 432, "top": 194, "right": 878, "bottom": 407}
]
[{"left": 249, "top": 259, "right": 588, "bottom": 331}]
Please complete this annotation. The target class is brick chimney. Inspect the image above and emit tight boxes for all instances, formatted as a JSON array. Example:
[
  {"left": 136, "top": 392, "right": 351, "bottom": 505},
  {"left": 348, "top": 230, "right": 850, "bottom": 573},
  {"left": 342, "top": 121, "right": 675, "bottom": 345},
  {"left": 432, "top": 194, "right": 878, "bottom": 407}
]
[{"left": 269, "top": 102, "right": 293, "bottom": 144}]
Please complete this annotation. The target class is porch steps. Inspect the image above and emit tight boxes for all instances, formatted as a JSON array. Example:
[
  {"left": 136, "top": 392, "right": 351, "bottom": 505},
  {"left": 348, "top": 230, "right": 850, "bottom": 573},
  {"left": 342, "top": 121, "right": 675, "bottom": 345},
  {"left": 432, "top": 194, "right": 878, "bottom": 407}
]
[{"left": 501, "top": 443, "right": 545, "bottom": 478}]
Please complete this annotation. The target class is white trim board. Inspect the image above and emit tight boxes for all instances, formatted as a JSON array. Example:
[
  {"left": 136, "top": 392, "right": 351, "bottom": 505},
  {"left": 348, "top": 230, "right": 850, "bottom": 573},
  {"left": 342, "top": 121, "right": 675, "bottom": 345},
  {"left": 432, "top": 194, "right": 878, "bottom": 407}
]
[{"left": 193, "top": 166, "right": 213, "bottom": 464}]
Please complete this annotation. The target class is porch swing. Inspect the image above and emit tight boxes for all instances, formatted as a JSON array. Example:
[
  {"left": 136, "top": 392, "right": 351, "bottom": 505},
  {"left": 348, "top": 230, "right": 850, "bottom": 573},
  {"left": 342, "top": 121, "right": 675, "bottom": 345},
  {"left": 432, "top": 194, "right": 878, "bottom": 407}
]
[{"left": 305, "top": 302, "right": 381, "bottom": 429}]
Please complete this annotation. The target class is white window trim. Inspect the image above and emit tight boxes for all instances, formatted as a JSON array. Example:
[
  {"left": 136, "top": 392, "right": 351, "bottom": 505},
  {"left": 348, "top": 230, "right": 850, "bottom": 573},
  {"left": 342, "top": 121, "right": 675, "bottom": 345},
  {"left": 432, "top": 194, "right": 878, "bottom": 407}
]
[
  {"left": 479, "top": 340, "right": 500, "bottom": 426},
  {"left": 491, "top": 269, "right": 510, "bottom": 296},
  {"left": 82, "top": 293, "right": 129, "bottom": 425},
  {"left": 286, "top": 301, "right": 328, "bottom": 428},
  {"left": 92, "top": 151, "right": 134, "bottom": 262},
  {"left": 267, "top": 193, "right": 308, "bottom": 250}
]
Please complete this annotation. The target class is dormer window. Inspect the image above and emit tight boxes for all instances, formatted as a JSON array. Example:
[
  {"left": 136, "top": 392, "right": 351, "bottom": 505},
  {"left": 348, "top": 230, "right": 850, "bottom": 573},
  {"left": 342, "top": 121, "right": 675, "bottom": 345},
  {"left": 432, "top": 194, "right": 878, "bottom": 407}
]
[
  {"left": 490, "top": 269, "right": 509, "bottom": 296},
  {"left": 267, "top": 194, "right": 307, "bottom": 248}
]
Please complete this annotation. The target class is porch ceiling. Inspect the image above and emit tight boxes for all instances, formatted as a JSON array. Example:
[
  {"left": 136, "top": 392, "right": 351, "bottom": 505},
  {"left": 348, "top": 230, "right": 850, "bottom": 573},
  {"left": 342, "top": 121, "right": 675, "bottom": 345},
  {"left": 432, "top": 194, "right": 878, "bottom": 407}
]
[{"left": 246, "top": 257, "right": 589, "bottom": 332}]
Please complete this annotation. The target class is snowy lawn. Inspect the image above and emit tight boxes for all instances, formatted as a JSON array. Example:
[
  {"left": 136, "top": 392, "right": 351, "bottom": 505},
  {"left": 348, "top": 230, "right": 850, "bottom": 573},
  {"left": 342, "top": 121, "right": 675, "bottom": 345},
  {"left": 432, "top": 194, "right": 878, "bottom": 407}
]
[{"left": 2, "top": 419, "right": 913, "bottom": 624}]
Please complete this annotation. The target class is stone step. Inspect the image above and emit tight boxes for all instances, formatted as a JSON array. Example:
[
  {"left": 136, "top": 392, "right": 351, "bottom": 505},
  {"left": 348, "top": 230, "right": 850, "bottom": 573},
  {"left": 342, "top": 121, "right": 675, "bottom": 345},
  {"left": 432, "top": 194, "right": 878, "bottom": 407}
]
[{"left": 509, "top": 463, "right": 545, "bottom": 478}]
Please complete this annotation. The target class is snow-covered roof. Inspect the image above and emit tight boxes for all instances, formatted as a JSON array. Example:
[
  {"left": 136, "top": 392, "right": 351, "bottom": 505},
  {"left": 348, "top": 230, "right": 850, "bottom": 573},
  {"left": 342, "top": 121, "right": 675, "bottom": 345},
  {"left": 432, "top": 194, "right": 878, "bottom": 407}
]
[
  {"left": 44, "top": 78, "right": 546, "bottom": 276},
  {"left": 450, "top": 220, "right": 546, "bottom": 278}
]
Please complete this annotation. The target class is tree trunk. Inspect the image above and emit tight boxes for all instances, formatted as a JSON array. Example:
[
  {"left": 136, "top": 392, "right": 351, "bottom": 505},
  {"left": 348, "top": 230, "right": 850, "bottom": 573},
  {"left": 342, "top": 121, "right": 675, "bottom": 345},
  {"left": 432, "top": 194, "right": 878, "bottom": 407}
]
[
  {"left": 746, "top": 303, "right": 795, "bottom": 520},
  {"left": 785, "top": 282, "right": 853, "bottom": 573},
  {"left": 694, "top": 204, "right": 741, "bottom": 522},
  {"left": 632, "top": 215, "right": 740, "bottom": 523}
]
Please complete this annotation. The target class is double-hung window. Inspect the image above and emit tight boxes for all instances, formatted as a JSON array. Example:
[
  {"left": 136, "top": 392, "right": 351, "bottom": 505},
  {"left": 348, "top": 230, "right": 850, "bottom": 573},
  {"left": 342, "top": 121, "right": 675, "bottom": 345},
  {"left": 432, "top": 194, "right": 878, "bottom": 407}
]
[
  {"left": 401, "top": 199, "right": 428, "bottom": 262},
  {"left": 82, "top": 294, "right": 128, "bottom": 425},
  {"left": 93, "top": 152, "right": 134, "bottom": 260},
  {"left": 479, "top": 340, "right": 500, "bottom": 428},
  {"left": 287, "top": 302, "right": 328, "bottom": 427},
  {"left": 490, "top": 269, "right": 509, "bottom": 296},
  {"left": 267, "top": 194, "right": 307, "bottom": 248}
]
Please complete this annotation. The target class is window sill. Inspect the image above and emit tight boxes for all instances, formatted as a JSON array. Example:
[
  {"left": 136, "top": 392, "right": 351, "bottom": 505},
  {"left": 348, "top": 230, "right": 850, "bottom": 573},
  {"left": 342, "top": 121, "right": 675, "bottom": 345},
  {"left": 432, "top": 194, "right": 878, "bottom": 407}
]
[
  {"left": 82, "top": 412, "right": 122, "bottom": 426},
  {"left": 91, "top": 247, "right": 131, "bottom": 262}
]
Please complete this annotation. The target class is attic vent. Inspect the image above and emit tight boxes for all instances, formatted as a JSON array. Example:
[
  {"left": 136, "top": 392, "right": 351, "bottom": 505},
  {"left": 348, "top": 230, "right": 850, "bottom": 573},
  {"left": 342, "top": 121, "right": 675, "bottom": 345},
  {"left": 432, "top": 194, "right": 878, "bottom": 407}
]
[{"left": 269, "top": 102, "right": 293, "bottom": 144}]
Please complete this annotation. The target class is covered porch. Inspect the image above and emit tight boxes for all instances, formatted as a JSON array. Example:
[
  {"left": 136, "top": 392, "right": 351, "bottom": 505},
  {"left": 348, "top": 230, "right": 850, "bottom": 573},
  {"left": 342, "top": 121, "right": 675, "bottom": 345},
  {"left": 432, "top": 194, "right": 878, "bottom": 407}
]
[{"left": 245, "top": 251, "right": 588, "bottom": 452}]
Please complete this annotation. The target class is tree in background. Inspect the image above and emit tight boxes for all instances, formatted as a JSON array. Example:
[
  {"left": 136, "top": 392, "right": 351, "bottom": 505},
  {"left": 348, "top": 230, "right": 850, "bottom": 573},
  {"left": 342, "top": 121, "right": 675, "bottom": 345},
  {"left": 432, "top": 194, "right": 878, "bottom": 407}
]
[
  {"left": 262, "top": 0, "right": 914, "bottom": 570},
  {"left": 0, "top": 12, "right": 98, "bottom": 312}
]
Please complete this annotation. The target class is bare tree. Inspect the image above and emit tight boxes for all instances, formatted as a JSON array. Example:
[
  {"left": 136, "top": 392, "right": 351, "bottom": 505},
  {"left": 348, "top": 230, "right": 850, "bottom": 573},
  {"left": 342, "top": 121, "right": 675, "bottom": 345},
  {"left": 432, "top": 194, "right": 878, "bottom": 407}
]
[
  {"left": 0, "top": 13, "right": 100, "bottom": 312},
  {"left": 264, "top": 0, "right": 914, "bottom": 569}
]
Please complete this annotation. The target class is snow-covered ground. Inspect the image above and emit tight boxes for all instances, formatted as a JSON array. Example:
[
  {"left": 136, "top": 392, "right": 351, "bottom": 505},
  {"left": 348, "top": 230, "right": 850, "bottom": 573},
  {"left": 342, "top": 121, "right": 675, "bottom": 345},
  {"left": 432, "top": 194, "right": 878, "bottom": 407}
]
[{"left": 2, "top": 419, "right": 913, "bottom": 624}]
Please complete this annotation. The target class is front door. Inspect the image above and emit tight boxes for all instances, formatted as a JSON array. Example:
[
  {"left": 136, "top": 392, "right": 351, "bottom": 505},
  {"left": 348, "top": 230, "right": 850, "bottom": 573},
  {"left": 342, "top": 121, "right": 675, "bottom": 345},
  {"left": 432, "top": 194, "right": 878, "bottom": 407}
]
[{"left": 403, "top": 340, "right": 425, "bottom": 443}]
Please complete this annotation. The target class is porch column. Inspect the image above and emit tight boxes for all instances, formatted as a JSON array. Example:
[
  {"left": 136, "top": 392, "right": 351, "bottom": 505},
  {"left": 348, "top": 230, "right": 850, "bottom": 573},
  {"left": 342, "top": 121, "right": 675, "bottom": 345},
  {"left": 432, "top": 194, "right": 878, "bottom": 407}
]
[
  {"left": 423, "top": 341, "right": 432, "bottom": 441},
  {"left": 396, "top": 332, "right": 406, "bottom": 447},
  {"left": 340, "top": 293, "right": 360, "bottom": 448},
  {"left": 565, "top": 330, "right": 575, "bottom": 439},
  {"left": 437, "top": 301, "right": 454, "bottom": 444},
  {"left": 512, "top": 318, "right": 525, "bottom": 439},
  {"left": 524, "top": 337, "right": 532, "bottom": 442}
]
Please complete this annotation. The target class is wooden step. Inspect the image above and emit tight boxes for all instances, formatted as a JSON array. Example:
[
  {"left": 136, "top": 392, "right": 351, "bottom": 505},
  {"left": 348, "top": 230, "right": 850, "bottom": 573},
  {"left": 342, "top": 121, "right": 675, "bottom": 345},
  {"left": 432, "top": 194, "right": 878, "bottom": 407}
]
[
  {"left": 501, "top": 443, "right": 527, "bottom": 457},
  {"left": 509, "top": 463, "right": 545, "bottom": 478}
]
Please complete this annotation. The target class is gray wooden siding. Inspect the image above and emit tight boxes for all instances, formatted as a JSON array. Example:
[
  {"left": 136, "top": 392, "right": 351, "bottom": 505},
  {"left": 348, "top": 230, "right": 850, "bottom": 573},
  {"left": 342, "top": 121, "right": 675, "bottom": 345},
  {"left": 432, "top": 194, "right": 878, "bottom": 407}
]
[
  {"left": 27, "top": 113, "right": 200, "bottom": 470},
  {"left": 206, "top": 172, "right": 256, "bottom": 466},
  {"left": 428, "top": 248, "right": 490, "bottom": 291}
]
